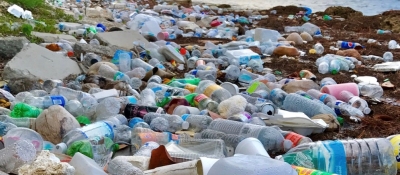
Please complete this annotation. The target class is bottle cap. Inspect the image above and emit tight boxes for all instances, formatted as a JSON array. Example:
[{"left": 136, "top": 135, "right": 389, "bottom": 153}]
[
  {"left": 182, "top": 121, "right": 189, "bottom": 130},
  {"left": 55, "top": 143, "right": 67, "bottom": 154},
  {"left": 363, "top": 107, "right": 371, "bottom": 114}
]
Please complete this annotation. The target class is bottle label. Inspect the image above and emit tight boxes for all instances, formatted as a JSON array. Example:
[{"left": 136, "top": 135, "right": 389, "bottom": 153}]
[
  {"left": 389, "top": 135, "right": 400, "bottom": 169},
  {"left": 285, "top": 132, "right": 303, "bottom": 147},
  {"left": 203, "top": 84, "right": 222, "bottom": 97},
  {"left": 184, "top": 84, "right": 197, "bottom": 93},
  {"left": 334, "top": 101, "right": 343, "bottom": 115},
  {"left": 83, "top": 122, "right": 114, "bottom": 140},
  {"left": 320, "top": 140, "right": 347, "bottom": 175},
  {"left": 50, "top": 96, "right": 66, "bottom": 106},
  {"left": 247, "top": 81, "right": 260, "bottom": 94},
  {"left": 292, "top": 165, "right": 338, "bottom": 175},
  {"left": 194, "top": 94, "right": 208, "bottom": 106},
  {"left": 319, "top": 94, "right": 329, "bottom": 102},
  {"left": 239, "top": 56, "right": 250, "bottom": 65},
  {"left": 113, "top": 71, "right": 124, "bottom": 81}
]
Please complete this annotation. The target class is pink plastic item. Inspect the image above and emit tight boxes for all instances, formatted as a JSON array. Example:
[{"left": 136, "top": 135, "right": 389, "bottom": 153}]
[
  {"left": 210, "top": 20, "right": 222, "bottom": 27},
  {"left": 157, "top": 32, "right": 169, "bottom": 40},
  {"left": 320, "top": 83, "right": 359, "bottom": 101}
]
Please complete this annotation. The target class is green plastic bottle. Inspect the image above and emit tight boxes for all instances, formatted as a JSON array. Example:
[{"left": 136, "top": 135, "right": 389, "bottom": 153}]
[
  {"left": 167, "top": 78, "right": 201, "bottom": 86},
  {"left": 10, "top": 103, "right": 42, "bottom": 118},
  {"left": 156, "top": 93, "right": 198, "bottom": 107},
  {"left": 66, "top": 137, "right": 119, "bottom": 158}
]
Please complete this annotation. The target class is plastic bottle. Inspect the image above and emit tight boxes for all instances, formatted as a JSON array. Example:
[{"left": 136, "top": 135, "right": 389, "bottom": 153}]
[
  {"left": 339, "top": 90, "right": 371, "bottom": 114},
  {"left": 147, "top": 82, "right": 190, "bottom": 99},
  {"left": 0, "top": 115, "right": 35, "bottom": 128},
  {"left": 314, "top": 43, "right": 324, "bottom": 55},
  {"left": 143, "top": 113, "right": 186, "bottom": 133},
  {"left": 306, "top": 89, "right": 337, "bottom": 107},
  {"left": 269, "top": 88, "right": 288, "bottom": 108},
  {"left": 276, "top": 138, "right": 397, "bottom": 175},
  {"left": 165, "top": 138, "right": 226, "bottom": 162},
  {"left": 329, "top": 59, "right": 341, "bottom": 74},
  {"left": 128, "top": 117, "right": 150, "bottom": 129},
  {"left": 333, "top": 100, "right": 364, "bottom": 117},
  {"left": 181, "top": 114, "right": 213, "bottom": 132},
  {"left": 131, "top": 58, "right": 154, "bottom": 72},
  {"left": 195, "top": 80, "right": 232, "bottom": 103},
  {"left": 280, "top": 130, "right": 313, "bottom": 147},
  {"left": 24, "top": 95, "right": 67, "bottom": 109},
  {"left": 336, "top": 41, "right": 362, "bottom": 49},
  {"left": 189, "top": 69, "right": 217, "bottom": 81},
  {"left": 138, "top": 89, "right": 156, "bottom": 106},
  {"left": 193, "top": 94, "right": 219, "bottom": 113},
  {"left": 224, "top": 65, "right": 240, "bottom": 82},
  {"left": 383, "top": 52, "right": 394, "bottom": 62},
  {"left": 320, "top": 77, "right": 337, "bottom": 87},
  {"left": 95, "top": 97, "right": 121, "bottom": 121},
  {"left": 148, "top": 58, "right": 166, "bottom": 70},
  {"left": 196, "top": 129, "right": 246, "bottom": 148},
  {"left": 131, "top": 127, "right": 180, "bottom": 153},
  {"left": 359, "top": 84, "right": 384, "bottom": 100},
  {"left": 50, "top": 86, "right": 90, "bottom": 101},
  {"left": 98, "top": 64, "right": 131, "bottom": 83},
  {"left": 118, "top": 52, "right": 132, "bottom": 73},
  {"left": 133, "top": 141, "right": 160, "bottom": 157},
  {"left": 107, "top": 159, "right": 144, "bottom": 175},
  {"left": 207, "top": 119, "right": 290, "bottom": 151},
  {"left": 238, "top": 69, "right": 261, "bottom": 86},
  {"left": 0, "top": 140, "right": 37, "bottom": 173},
  {"left": 282, "top": 93, "right": 337, "bottom": 118}
]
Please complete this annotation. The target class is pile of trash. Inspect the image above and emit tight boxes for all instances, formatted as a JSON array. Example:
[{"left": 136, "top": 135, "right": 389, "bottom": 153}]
[{"left": 1, "top": 0, "right": 400, "bottom": 175}]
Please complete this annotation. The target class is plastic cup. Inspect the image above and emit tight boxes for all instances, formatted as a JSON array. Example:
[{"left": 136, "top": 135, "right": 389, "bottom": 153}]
[
  {"left": 173, "top": 105, "right": 200, "bottom": 116},
  {"left": 235, "top": 137, "right": 270, "bottom": 157}
]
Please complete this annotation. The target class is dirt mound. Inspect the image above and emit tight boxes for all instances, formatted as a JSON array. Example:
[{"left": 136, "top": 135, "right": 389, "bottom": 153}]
[
  {"left": 269, "top": 6, "right": 304, "bottom": 15},
  {"left": 324, "top": 6, "right": 363, "bottom": 19},
  {"left": 381, "top": 11, "right": 400, "bottom": 33}
]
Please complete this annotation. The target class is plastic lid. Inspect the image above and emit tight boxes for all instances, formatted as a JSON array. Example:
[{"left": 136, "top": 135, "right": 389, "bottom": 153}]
[
  {"left": 331, "top": 70, "right": 338, "bottom": 75},
  {"left": 181, "top": 114, "right": 190, "bottom": 121},
  {"left": 363, "top": 107, "right": 371, "bottom": 114},
  {"left": 336, "top": 117, "right": 344, "bottom": 125},
  {"left": 55, "top": 143, "right": 68, "bottom": 153},
  {"left": 182, "top": 121, "right": 189, "bottom": 130}
]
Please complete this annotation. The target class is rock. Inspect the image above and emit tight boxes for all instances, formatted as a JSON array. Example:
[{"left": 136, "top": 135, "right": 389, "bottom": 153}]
[
  {"left": 33, "top": 105, "right": 80, "bottom": 144},
  {"left": 0, "top": 37, "right": 30, "bottom": 60},
  {"left": 300, "top": 32, "right": 313, "bottom": 42},
  {"left": 286, "top": 33, "right": 303, "bottom": 45},
  {"left": 94, "top": 30, "right": 149, "bottom": 50},
  {"left": 282, "top": 80, "right": 320, "bottom": 93},
  {"left": 7, "top": 78, "right": 42, "bottom": 94},
  {"left": 272, "top": 46, "right": 300, "bottom": 57},
  {"left": 336, "top": 49, "right": 361, "bottom": 60},
  {"left": 311, "top": 114, "right": 340, "bottom": 131},
  {"left": 2, "top": 44, "right": 82, "bottom": 80},
  {"left": 32, "top": 32, "right": 78, "bottom": 43},
  {"left": 18, "top": 150, "right": 75, "bottom": 175},
  {"left": 324, "top": 6, "right": 363, "bottom": 19},
  {"left": 73, "top": 43, "right": 125, "bottom": 60},
  {"left": 382, "top": 81, "right": 395, "bottom": 89}
]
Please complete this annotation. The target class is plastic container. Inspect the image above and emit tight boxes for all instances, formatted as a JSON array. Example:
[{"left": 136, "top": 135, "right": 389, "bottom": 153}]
[
  {"left": 339, "top": 90, "right": 371, "bottom": 114},
  {"left": 282, "top": 93, "right": 337, "bottom": 118},
  {"left": 276, "top": 138, "right": 397, "bottom": 175}
]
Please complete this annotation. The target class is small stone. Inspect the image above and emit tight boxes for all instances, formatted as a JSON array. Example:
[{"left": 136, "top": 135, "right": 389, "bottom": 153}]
[{"left": 286, "top": 33, "right": 304, "bottom": 45}]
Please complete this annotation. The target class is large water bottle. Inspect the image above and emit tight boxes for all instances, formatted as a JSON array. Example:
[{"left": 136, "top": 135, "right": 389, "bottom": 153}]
[
  {"left": 118, "top": 52, "right": 132, "bottom": 73},
  {"left": 207, "top": 119, "right": 290, "bottom": 152},
  {"left": 24, "top": 95, "right": 67, "bottom": 109},
  {"left": 50, "top": 86, "right": 90, "bottom": 101},
  {"left": 339, "top": 90, "right": 371, "bottom": 114},
  {"left": 276, "top": 138, "right": 397, "bottom": 175},
  {"left": 306, "top": 89, "right": 337, "bottom": 108},
  {"left": 282, "top": 93, "right": 337, "bottom": 118},
  {"left": 195, "top": 80, "right": 232, "bottom": 103}
]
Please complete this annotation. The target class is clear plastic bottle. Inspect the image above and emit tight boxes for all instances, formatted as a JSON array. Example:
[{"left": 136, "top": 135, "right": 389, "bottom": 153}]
[
  {"left": 195, "top": 80, "right": 232, "bottom": 103},
  {"left": 306, "top": 89, "right": 337, "bottom": 108},
  {"left": 64, "top": 100, "right": 84, "bottom": 117},
  {"left": 383, "top": 52, "right": 393, "bottom": 62},
  {"left": 148, "top": 58, "right": 166, "bottom": 70},
  {"left": 329, "top": 59, "right": 341, "bottom": 74},
  {"left": 118, "top": 53, "right": 131, "bottom": 73},
  {"left": 314, "top": 43, "right": 324, "bottom": 55},
  {"left": 238, "top": 69, "right": 261, "bottom": 86},
  {"left": 0, "top": 140, "right": 37, "bottom": 173},
  {"left": 224, "top": 65, "right": 240, "bottom": 82},
  {"left": 280, "top": 130, "right": 313, "bottom": 147},
  {"left": 318, "top": 62, "right": 329, "bottom": 74},
  {"left": 131, "top": 127, "right": 180, "bottom": 153},
  {"left": 282, "top": 93, "right": 337, "bottom": 118},
  {"left": 147, "top": 82, "right": 190, "bottom": 99},
  {"left": 0, "top": 115, "right": 34, "bottom": 129},
  {"left": 107, "top": 159, "right": 144, "bottom": 175},
  {"left": 339, "top": 90, "right": 371, "bottom": 114},
  {"left": 165, "top": 138, "right": 226, "bottom": 162},
  {"left": 276, "top": 138, "right": 397, "bottom": 175},
  {"left": 191, "top": 47, "right": 202, "bottom": 58},
  {"left": 359, "top": 84, "right": 384, "bottom": 100},
  {"left": 181, "top": 114, "right": 213, "bottom": 132},
  {"left": 333, "top": 100, "right": 364, "bottom": 117},
  {"left": 95, "top": 97, "right": 121, "bottom": 121},
  {"left": 128, "top": 117, "right": 150, "bottom": 129},
  {"left": 207, "top": 119, "right": 289, "bottom": 152},
  {"left": 133, "top": 141, "right": 160, "bottom": 157},
  {"left": 189, "top": 69, "right": 217, "bottom": 81},
  {"left": 50, "top": 86, "right": 89, "bottom": 101},
  {"left": 143, "top": 113, "right": 186, "bottom": 133},
  {"left": 139, "top": 89, "right": 156, "bottom": 106},
  {"left": 320, "top": 77, "right": 337, "bottom": 87},
  {"left": 25, "top": 95, "right": 67, "bottom": 109},
  {"left": 29, "top": 90, "right": 48, "bottom": 97},
  {"left": 196, "top": 129, "right": 246, "bottom": 148},
  {"left": 269, "top": 88, "right": 288, "bottom": 108}
]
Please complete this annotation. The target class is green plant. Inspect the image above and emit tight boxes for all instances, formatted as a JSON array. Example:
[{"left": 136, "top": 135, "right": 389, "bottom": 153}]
[
  {"left": 8, "top": 0, "right": 45, "bottom": 10},
  {"left": 21, "top": 23, "right": 33, "bottom": 36}
]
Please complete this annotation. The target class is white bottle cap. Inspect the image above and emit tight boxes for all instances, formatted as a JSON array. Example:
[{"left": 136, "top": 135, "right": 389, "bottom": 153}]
[
  {"left": 55, "top": 143, "right": 68, "bottom": 154},
  {"left": 182, "top": 121, "right": 189, "bottom": 130}
]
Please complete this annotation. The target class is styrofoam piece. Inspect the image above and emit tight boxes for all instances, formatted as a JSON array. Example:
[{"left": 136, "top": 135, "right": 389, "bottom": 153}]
[
  {"left": 372, "top": 61, "right": 400, "bottom": 72},
  {"left": 220, "top": 82, "right": 239, "bottom": 96},
  {"left": 200, "top": 157, "right": 219, "bottom": 175},
  {"left": 225, "top": 49, "right": 259, "bottom": 63},
  {"left": 235, "top": 138, "right": 270, "bottom": 157},
  {"left": 92, "top": 89, "right": 119, "bottom": 100},
  {"left": 69, "top": 152, "right": 107, "bottom": 175},
  {"left": 263, "top": 109, "right": 328, "bottom": 136}
]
